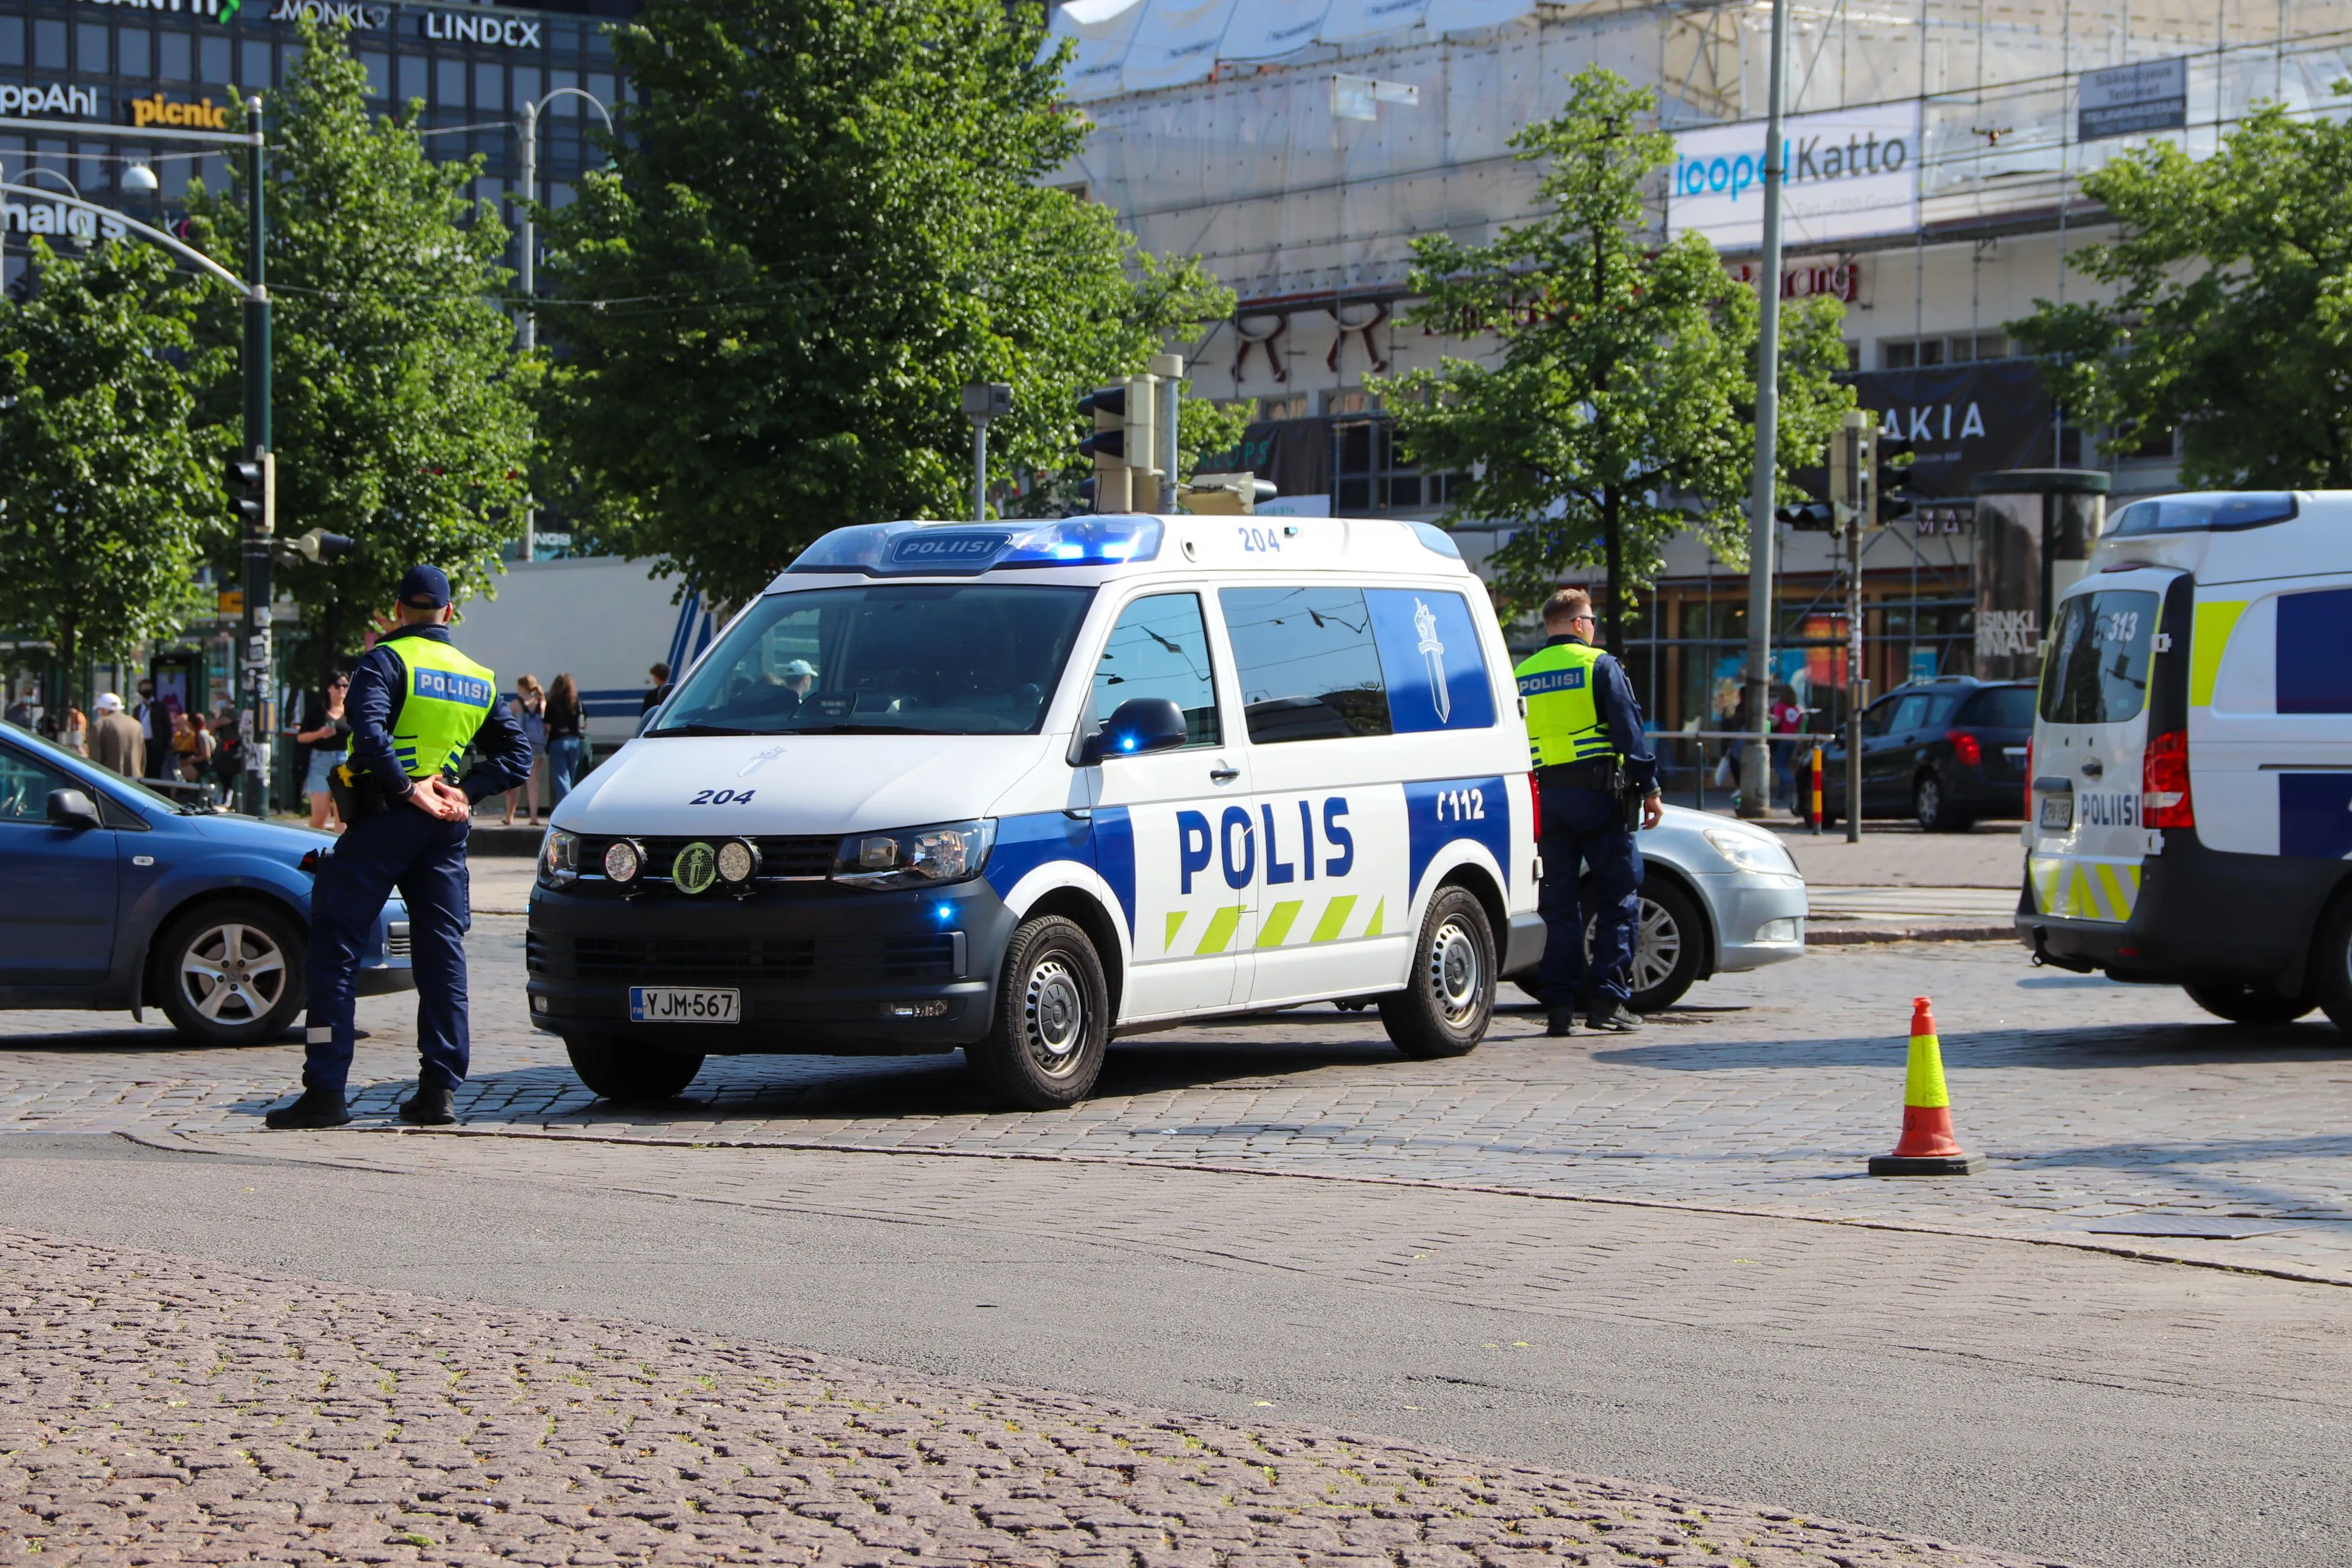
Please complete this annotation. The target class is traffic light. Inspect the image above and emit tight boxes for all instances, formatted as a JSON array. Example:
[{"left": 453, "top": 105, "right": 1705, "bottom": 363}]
[
  {"left": 1774, "top": 500, "right": 1836, "bottom": 530},
  {"left": 292, "top": 529, "right": 355, "bottom": 564},
  {"left": 1078, "top": 383, "right": 1129, "bottom": 513},
  {"left": 225, "top": 452, "right": 274, "bottom": 536},
  {"left": 1874, "top": 443, "right": 1917, "bottom": 528}
]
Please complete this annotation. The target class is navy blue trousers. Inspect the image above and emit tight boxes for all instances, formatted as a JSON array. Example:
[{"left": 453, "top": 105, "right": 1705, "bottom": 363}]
[
  {"left": 1534, "top": 785, "right": 1643, "bottom": 1011},
  {"left": 303, "top": 806, "right": 472, "bottom": 1097}
]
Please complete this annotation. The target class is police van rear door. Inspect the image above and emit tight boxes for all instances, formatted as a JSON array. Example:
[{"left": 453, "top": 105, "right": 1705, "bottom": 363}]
[{"left": 2027, "top": 568, "right": 2182, "bottom": 923}]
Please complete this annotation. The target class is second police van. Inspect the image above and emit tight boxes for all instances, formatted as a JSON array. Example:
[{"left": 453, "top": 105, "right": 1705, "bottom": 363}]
[
  {"left": 2021, "top": 491, "right": 2352, "bottom": 1030},
  {"left": 527, "top": 513, "right": 1546, "bottom": 1107}
]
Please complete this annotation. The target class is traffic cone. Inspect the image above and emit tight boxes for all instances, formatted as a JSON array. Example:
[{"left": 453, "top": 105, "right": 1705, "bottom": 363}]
[{"left": 1868, "top": 997, "right": 1986, "bottom": 1176}]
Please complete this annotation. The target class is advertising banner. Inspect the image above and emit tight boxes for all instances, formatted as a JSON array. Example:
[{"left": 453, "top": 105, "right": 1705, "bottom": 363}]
[{"left": 1668, "top": 104, "right": 1922, "bottom": 251}]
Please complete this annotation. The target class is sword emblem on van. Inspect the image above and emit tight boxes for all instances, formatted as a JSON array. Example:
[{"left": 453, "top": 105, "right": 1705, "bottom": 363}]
[
  {"left": 1414, "top": 598, "right": 1450, "bottom": 724},
  {"left": 737, "top": 745, "right": 788, "bottom": 778}
]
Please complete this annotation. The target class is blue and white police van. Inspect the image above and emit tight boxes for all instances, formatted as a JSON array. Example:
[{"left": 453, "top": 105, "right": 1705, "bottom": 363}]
[
  {"left": 526, "top": 514, "right": 1543, "bottom": 1107},
  {"left": 2021, "top": 491, "right": 2352, "bottom": 1030}
]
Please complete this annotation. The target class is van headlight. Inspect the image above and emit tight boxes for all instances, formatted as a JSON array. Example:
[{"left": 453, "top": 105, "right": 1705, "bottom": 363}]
[
  {"left": 832, "top": 820, "right": 995, "bottom": 890},
  {"left": 538, "top": 827, "right": 579, "bottom": 889},
  {"left": 1701, "top": 826, "right": 1796, "bottom": 876}
]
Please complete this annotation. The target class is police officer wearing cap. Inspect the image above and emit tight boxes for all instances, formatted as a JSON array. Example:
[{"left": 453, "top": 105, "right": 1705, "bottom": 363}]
[
  {"left": 1515, "top": 587, "right": 1663, "bottom": 1038},
  {"left": 266, "top": 566, "right": 533, "bottom": 1129}
]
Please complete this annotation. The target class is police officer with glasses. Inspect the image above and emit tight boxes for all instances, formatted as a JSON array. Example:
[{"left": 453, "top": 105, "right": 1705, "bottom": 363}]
[
  {"left": 266, "top": 566, "right": 532, "bottom": 1130},
  {"left": 1514, "top": 587, "right": 1663, "bottom": 1038}
]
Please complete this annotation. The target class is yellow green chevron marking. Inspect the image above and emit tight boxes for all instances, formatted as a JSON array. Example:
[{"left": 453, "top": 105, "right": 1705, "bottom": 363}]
[
  {"left": 1163, "top": 910, "right": 1186, "bottom": 952},
  {"left": 1257, "top": 900, "right": 1303, "bottom": 948},
  {"left": 2191, "top": 599, "right": 2247, "bottom": 707},
  {"left": 1310, "top": 895, "right": 1357, "bottom": 944},
  {"left": 1196, "top": 905, "right": 1244, "bottom": 955},
  {"left": 1366, "top": 897, "right": 1385, "bottom": 937}
]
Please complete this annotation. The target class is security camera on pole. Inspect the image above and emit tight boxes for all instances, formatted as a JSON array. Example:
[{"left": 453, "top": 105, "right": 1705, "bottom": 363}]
[{"left": 962, "top": 382, "right": 1012, "bottom": 522}]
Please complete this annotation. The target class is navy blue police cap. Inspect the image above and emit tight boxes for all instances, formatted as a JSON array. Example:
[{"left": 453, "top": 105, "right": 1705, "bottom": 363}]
[{"left": 398, "top": 565, "right": 452, "bottom": 609}]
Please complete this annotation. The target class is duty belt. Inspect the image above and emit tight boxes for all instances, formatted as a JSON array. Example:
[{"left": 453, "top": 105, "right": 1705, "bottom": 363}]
[{"left": 1540, "top": 759, "right": 1621, "bottom": 792}]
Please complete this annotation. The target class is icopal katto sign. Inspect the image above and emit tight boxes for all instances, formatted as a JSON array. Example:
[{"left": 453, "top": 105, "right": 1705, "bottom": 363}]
[{"left": 1668, "top": 105, "right": 1922, "bottom": 251}]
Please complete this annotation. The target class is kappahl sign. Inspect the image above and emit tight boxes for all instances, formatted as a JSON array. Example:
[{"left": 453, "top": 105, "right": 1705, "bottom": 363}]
[{"left": 1668, "top": 105, "right": 1921, "bottom": 250}]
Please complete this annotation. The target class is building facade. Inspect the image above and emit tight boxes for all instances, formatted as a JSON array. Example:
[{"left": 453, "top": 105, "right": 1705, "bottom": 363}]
[{"left": 1050, "top": 0, "right": 2352, "bottom": 753}]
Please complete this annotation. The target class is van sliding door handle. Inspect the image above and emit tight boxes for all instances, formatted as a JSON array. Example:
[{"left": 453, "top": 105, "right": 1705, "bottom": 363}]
[{"left": 1208, "top": 765, "right": 1240, "bottom": 783}]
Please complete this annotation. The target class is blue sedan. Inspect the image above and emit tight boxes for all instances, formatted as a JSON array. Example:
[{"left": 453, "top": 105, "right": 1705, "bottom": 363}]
[{"left": 0, "top": 721, "right": 413, "bottom": 1043}]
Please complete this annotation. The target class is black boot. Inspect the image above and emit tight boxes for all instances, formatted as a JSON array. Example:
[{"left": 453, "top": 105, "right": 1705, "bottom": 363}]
[
  {"left": 398, "top": 1085, "right": 456, "bottom": 1126},
  {"left": 1545, "top": 1007, "right": 1579, "bottom": 1038},
  {"left": 1586, "top": 1000, "right": 1643, "bottom": 1033},
  {"left": 264, "top": 1088, "right": 352, "bottom": 1130}
]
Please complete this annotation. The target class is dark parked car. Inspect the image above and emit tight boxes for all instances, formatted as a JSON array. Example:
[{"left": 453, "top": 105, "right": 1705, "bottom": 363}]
[
  {"left": 1807, "top": 677, "right": 2035, "bottom": 831},
  {"left": 0, "top": 721, "right": 412, "bottom": 1043}
]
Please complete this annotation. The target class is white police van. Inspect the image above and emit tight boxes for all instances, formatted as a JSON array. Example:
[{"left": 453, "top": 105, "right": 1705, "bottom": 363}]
[
  {"left": 2021, "top": 491, "right": 2352, "bottom": 1030},
  {"left": 527, "top": 514, "right": 1542, "bottom": 1107}
]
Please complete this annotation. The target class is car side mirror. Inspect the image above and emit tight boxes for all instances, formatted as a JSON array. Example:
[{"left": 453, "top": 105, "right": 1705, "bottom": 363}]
[
  {"left": 1075, "top": 697, "right": 1189, "bottom": 766},
  {"left": 46, "top": 788, "right": 102, "bottom": 831}
]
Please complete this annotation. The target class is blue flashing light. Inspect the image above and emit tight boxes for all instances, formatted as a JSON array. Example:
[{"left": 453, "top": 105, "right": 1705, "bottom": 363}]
[
  {"left": 791, "top": 517, "right": 1164, "bottom": 576},
  {"left": 1118, "top": 734, "right": 1137, "bottom": 752},
  {"left": 935, "top": 902, "right": 956, "bottom": 922}
]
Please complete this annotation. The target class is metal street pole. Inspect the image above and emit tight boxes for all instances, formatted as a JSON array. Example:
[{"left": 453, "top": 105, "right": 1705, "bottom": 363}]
[
  {"left": 516, "top": 97, "right": 537, "bottom": 560},
  {"left": 961, "top": 383, "right": 1012, "bottom": 521},
  {"left": 1845, "top": 506, "right": 1864, "bottom": 844},
  {"left": 239, "top": 96, "right": 273, "bottom": 818},
  {"left": 1739, "top": 0, "right": 1791, "bottom": 820}
]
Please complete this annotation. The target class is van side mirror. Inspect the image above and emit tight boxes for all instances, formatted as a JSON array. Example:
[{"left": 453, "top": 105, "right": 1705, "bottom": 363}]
[
  {"left": 1076, "top": 697, "right": 1188, "bottom": 766},
  {"left": 46, "top": 788, "right": 102, "bottom": 831}
]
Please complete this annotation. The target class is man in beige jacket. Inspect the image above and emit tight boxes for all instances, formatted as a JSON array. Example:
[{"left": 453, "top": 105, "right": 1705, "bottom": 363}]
[{"left": 88, "top": 693, "right": 145, "bottom": 778}]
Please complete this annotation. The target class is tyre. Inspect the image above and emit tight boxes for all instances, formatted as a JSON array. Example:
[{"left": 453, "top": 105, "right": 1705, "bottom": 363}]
[
  {"left": 967, "top": 914, "right": 1110, "bottom": 1109},
  {"left": 1915, "top": 774, "right": 1973, "bottom": 833},
  {"left": 2184, "top": 982, "right": 2316, "bottom": 1026},
  {"left": 155, "top": 899, "right": 306, "bottom": 1046},
  {"left": 1379, "top": 886, "right": 1495, "bottom": 1060},
  {"left": 1587, "top": 875, "right": 1706, "bottom": 1014},
  {"left": 565, "top": 1036, "right": 705, "bottom": 1101}
]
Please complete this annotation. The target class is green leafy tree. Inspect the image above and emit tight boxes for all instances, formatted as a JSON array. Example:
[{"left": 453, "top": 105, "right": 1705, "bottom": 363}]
[
  {"left": 2011, "top": 87, "right": 2352, "bottom": 485},
  {"left": 0, "top": 241, "right": 219, "bottom": 709},
  {"left": 189, "top": 17, "right": 536, "bottom": 681},
  {"left": 537, "top": 0, "right": 1234, "bottom": 609},
  {"left": 1379, "top": 67, "right": 1853, "bottom": 645}
]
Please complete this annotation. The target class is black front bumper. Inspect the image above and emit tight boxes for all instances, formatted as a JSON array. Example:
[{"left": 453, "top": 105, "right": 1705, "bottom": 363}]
[
  {"left": 2018, "top": 832, "right": 2349, "bottom": 994},
  {"left": 526, "top": 875, "right": 1017, "bottom": 1053}
]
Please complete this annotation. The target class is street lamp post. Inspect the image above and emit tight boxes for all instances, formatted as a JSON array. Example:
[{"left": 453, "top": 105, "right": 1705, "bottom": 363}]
[
  {"left": 239, "top": 95, "right": 276, "bottom": 818},
  {"left": 513, "top": 88, "right": 613, "bottom": 562},
  {"left": 1740, "top": 0, "right": 1792, "bottom": 820}
]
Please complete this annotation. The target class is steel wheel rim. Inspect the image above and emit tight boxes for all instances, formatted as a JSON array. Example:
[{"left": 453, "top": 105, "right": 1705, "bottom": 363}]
[
  {"left": 1588, "top": 897, "right": 1682, "bottom": 997},
  {"left": 1023, "top": 956, "right": 1087, "bottom": 1077},
  {"left": 179, "top": 921, "right": 287, "bottom": 1027},
  {"left": 1428, "top": 918, "right": 1483, "bottom": 1026}
]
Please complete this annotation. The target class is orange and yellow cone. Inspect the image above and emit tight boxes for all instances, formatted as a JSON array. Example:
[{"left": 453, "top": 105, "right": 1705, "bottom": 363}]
[{"left": 1868, "top": 997, "right": 1986, "bottom": 1175}]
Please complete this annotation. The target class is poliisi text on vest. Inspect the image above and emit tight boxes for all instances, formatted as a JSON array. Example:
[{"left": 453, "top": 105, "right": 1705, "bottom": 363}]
[{"left": 129, "top": 94, "right": 228, "bottom": 130}]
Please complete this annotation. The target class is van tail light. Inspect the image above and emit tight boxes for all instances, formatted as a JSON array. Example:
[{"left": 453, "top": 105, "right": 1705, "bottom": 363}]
[
  {"left": 2143, "top": 729, "right": 2194, "bottom": 828},
  {"left": 1527, "top": 771, "right": 1541, "bottom": 828},
  {"left": 2023, "top": 737, "right": 2033, "bottom": 818},
  {"left": 1946, "top": 729, "right": 1981, "bottom": 767}
]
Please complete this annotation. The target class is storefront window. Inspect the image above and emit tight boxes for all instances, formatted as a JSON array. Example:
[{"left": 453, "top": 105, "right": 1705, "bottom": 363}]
[
  {"left": 200, "top": 34, "right": 229, "bottom": 86},
  {"left": 514, "top": 64, "right": 539, "bottom": 108},
  {"left": 35, "top": 19, "right": 66, "bottom": 71},
  {"left": 437, "top": 58, "right": 465, "bottom": 106},
  {"left": 76, "top": 22, "right": 105, "bottom": 72},
  {"left": 474, "top": 61, "right": 502, "bottom": 111},
  {"left": 119, "top": 28, "right": 151, "bottom": 80},
  {"left": 240, "top": 39, "right": 271, "bottom": 88},
  {"left": 159, "top": 29, "right": 189, "bottom": 80},
  {"left": 398, "top": 54, "right": 427, "bottom": 106},
  {"left": 360, "top": 50, "right": 388, "bottom": 99},
  {"left": 0, "top": 18, "right": 20, "bottom": 66}
]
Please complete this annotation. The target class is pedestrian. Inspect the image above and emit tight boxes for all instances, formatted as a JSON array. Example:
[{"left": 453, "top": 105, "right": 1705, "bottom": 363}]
[
  {"left": 88, "top": 693, "right": 144, "bottom": 778},
  {"left": 212, "top": 711, "right": 243, "bottom": 796},
  {"left": 60, "top": 706, "right": 88, "bottom": 757},
  {"left": 137, "top": 681, "right": 175, "bottom": 782},
  {"left": 1770, "top": 684, "right": 1806, "bottom": 819},
  {"left": 296, "top": 673, "right": 353, "bottom": 832},
  {"left": 543, "top": 673, "right": 584, "bottom": 805},
  {"left": 501, "top": 673, "right": 545, "bottom": 827},
  {"left": 3, "top": 685, "right": 32, "bottom": 728},
  {"left": 179, "top": 710, "right": 216, "bottom": 784},
  {"left": 168, "top": 709, "right": 195, "bottom": 780},
  {"left": 264, "top": 564, "right": 531, "bottom": 1131},
  {"left": 640, "top": 662, "right": 671, "bottom": 715},
  {"left": 1513, "top": 587, "right": 1662, "bottom": 1038}
]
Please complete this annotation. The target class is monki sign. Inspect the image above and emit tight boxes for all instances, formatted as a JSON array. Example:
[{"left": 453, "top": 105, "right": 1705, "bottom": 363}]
[{"left": 128, "top": 92, "right": 230, "bottom": 130}]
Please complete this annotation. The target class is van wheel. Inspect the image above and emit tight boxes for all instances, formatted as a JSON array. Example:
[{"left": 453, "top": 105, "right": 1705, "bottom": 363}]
[
  {"left": 968, "top": 915, "right": 1109, "bottom": 1109},
  {"left": 565, "top": 1036, "right": 704, "bottom": 1101},
  {"left": 2184, "top": 984, "right": 2316, "bottom": 1025},
  {"left": 1379, "top": 887, "right": 1494, "bottom": 1059},
  {"left": 156, "top": 899, "right": 306, "bottom": 1046}
]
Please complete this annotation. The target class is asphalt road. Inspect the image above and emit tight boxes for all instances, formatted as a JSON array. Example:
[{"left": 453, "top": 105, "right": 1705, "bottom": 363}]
[{"left": 0, "top": 1130, "right": 2341, "bottom": 1568}]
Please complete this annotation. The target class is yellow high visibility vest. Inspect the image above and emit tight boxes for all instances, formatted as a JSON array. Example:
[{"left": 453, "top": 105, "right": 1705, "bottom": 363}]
[
  {"left": 1514, "top": 639, "right": 1618, "bottom": 769},
  {"left": 386, "top": 636, "right": 498, "bottom": 780}
]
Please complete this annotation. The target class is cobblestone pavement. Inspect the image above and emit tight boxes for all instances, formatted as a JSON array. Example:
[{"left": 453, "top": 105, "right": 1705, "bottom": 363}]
[
  {"left": 7, "top": 922, "right": 2352, "bottom": 1283},
  {"left": 0, "top": 1227, "right": 2054, "bottom": 1568}
]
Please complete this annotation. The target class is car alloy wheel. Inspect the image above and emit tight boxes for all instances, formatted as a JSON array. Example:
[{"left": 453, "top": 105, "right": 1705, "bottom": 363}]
[{"left": 179, "top": 918, "right": 289, "bottom": 1027}]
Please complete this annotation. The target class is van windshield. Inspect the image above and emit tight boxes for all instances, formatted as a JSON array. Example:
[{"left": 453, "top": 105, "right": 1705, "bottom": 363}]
[
  {"left": 653, "top": 584, "right": 1094, "bottom": 737},
  {"left": 2040, "top": 590, "right": 2160, "bottom": 726}
]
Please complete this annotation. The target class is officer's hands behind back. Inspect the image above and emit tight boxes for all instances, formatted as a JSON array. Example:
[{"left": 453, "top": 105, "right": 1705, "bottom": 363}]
[{"left": 407, "top": 775, "right": 471, "bottom": 823}]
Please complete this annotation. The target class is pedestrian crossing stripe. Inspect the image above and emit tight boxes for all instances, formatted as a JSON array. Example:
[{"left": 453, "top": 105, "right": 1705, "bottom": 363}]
[
  {"left": 2030, "top": 856, "right": 2141, "bottom": 922},
  {"left": 1162, "top": 892, "right": 1393, "bottom": 956}
]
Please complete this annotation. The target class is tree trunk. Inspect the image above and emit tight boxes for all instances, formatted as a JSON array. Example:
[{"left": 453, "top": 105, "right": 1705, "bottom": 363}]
[
  {"left": 1602, "top": 483, "right": 1623, "bottom": 655},
  {"left": 56, "top": 614, "right": 78, "bottom": 718}
]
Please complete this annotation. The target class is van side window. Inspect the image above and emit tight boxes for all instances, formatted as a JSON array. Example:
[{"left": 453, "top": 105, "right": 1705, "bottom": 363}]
[
  {"left": 1091, "top": 593, "right": 1221, "bottom": 746},
  {"left": 1221, "top": 586, "right": 1393, "bottom": 743}
]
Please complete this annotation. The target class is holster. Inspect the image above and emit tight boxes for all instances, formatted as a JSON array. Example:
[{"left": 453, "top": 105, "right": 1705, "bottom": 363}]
[{"left": 328, "top": 761, "right": 394, "bottom": 820}]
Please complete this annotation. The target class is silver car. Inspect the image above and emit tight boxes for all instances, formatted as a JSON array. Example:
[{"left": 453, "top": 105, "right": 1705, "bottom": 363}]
[{"left": 1510, "top": 804, "right": 1808, "bottom": 1012}]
